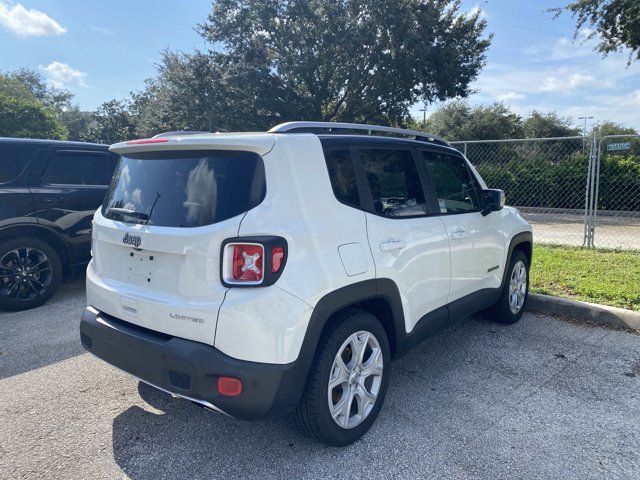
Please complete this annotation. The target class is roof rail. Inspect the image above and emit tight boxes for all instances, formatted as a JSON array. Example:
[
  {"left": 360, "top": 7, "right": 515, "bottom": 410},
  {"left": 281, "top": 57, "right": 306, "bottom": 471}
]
[
  {"left": 152, "top": 131, "right": 211, "bottom": 138},
  {"left": 268, "top": 121, "right": 450, "bottom": 146}
]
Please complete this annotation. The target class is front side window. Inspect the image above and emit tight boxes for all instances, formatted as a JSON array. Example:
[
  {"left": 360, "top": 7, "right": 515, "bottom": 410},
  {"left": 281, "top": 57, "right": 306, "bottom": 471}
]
[
  {"left": 325, "top": 149, "right": 359, "bottom": 207},
  {"left": 0, "top": 148, "right": 33, "bottom": 183},
  {"left": 421, "top": 152, "right": 480, "bottom": 214},
  {"left": 358, "top": 148, "right": 427, "bottom": 217},
  {"left": 102, "top": 150, "right": 265, "bottom": 228},
  {"left": 42, "top": 151, "right": 116, "bottom": 186}
]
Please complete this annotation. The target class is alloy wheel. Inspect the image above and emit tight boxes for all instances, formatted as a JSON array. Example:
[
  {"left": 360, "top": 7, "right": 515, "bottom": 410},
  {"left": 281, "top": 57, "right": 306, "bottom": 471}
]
[
  {"left": 508, "top": 260, "right": 527, "bottom": 314},
  {"left": 327, "top": 330, "right": 384, "bottom": 429},
  {"left": 0, "top": 247, "right": 53, "bottom": 302}
]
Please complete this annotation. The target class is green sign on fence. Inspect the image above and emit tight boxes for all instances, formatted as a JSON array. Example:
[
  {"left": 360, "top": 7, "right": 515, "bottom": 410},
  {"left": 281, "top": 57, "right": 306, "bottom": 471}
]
[{"left": 607, "top": 142, "right": 631, "bottom": 152}]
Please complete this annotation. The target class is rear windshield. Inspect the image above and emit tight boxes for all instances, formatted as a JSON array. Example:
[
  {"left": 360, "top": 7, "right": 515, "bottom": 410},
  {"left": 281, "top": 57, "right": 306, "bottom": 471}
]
[{"left": 102, "top": 150, "right": 265, "bottom": 227}]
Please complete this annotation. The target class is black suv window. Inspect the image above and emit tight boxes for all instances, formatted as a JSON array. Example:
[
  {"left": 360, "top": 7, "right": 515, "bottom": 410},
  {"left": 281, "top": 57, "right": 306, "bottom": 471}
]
[
  {"left": 421, "top": 152, "right": 480, "bottom": 214},
  {"left": 103, "top": 150, "right": 266, "bottom": 228},
  {"left": 325, "top": 149, "right": 359, "bottom": 207},
  {"left": 0, "top": 148, "right": 32, "bottom": 183},
  {"left": 358, "top": 148, "right": 427, "bottom": 217},
  {"left": 42, "top": 151, "right": 116, "bottom": 186}
]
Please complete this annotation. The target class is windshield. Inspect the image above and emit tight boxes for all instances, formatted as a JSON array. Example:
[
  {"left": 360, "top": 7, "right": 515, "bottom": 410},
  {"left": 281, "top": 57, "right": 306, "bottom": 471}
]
[{"left": 102, "top": 150, "right": 265, "bottom": 227}]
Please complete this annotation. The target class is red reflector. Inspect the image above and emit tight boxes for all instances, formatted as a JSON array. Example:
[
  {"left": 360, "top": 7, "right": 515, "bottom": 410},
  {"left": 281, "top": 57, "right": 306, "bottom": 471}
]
[
  {"left": 271, "top": 246, "right": 284, "bottom": 273},
  {"left": 232, "top": 244, "right": 264, "bottom": 282},
  {"left": 217, "top": 376, "right": 243, "bottom": 397},
  {"left": 125, "top": 138, "right": 169, "bottom": 145}
]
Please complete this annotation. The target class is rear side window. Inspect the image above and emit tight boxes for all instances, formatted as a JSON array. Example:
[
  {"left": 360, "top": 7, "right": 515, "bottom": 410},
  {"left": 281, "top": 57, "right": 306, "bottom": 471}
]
[
  {"left": 0, "top": 148, "right": 32, "bottom": 183},
  {"left": 421, "top": 152, "right": 480, "bottom": 214},
  {"left": 358, "top": 149, "right": 428, "bottom": 217},
  {"left": 42, "top": 151, "right": 116, "bottom": 186},
  {"left": 325, "top": 149, "right": 359, "bottom": 207},
  {"left": 102, "top": 150, "right": 266, "bottom": 228}
]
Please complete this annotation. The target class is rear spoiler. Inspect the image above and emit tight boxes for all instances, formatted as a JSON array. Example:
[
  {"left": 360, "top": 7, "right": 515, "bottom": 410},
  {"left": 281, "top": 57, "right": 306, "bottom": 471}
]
[{"left": 110, "top": 133, "right": 276, "bottom": 156}]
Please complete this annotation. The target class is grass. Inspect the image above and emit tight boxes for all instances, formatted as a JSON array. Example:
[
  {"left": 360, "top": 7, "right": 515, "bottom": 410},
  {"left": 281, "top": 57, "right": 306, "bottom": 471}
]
[{"left": 530, "top": 245, "right": 640, "bottom": 311}]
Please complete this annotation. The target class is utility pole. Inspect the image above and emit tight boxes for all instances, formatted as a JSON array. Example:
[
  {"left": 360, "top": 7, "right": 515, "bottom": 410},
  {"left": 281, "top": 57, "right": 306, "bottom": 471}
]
[
  {"left": 419, "top": 106, "right": 428, "bottom": 129},
  {"left": 578, "top": 116, "right": 594, "bottom": 153}
]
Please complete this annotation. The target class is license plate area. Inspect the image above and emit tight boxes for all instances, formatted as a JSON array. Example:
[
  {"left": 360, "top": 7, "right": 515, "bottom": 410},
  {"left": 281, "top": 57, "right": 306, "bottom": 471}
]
[{"left": 128, "top": 251, "right": 156, "bottom": 284}]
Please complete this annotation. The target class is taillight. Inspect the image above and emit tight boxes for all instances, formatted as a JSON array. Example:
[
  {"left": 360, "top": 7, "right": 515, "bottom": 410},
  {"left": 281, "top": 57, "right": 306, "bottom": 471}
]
[
  {"left": 221, "top": 237, "right": 287, "bottom": 287},
  {"left": 125, "top": 138, "right": 169, "bottom": 145},
  {"left": 271, "top": 246, "right": 284, "bottom": 273},
  {"left": 231, "top": 244, "right": 264, "bottom": 283}
]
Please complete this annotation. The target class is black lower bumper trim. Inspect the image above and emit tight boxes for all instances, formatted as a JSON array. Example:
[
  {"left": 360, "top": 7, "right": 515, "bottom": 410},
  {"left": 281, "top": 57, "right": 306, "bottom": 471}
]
[{"left": 79, "top": 307, "right": 307, "bottom": 420}]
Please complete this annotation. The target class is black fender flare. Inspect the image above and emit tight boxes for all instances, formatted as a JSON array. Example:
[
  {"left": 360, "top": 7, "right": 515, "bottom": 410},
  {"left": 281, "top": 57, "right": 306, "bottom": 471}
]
[{"left": 500, "top": 231, "right": 533, "bottom": 289}]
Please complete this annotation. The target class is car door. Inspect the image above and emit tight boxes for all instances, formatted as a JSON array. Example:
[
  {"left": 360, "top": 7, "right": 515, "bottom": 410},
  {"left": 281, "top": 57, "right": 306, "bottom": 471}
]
[
  {"left": 357, "top": 146, "right": 451, "bottom": 334},
  {"left": 29, "top": 148, "right": 118, "bottom": 265},
  {"left": 418, "top": 150, "right": 504, "bottom": 304}
]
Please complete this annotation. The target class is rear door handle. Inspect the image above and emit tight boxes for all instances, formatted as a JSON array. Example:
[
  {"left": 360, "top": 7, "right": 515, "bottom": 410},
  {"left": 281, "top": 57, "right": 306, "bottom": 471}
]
[
  {"left": 379, "top": 240, "right": 407, "bottom": 252},
  {"left": 43, "top": 196, "right": 64, "bottom": 203},
  {"left": 450, "top": 228, "right": 470, "bottom": 240}
]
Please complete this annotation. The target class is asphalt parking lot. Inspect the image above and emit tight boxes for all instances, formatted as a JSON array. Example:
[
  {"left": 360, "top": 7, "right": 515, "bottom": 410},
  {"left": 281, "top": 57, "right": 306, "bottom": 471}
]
[{"left": 1, "top": 278, "right": 639, "bottom": 480}]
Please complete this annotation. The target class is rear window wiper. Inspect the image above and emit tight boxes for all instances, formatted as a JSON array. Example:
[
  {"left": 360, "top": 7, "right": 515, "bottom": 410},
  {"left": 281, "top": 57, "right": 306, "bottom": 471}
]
[{"left": 106, "top": 207, "right": 150, "bottom": 221}]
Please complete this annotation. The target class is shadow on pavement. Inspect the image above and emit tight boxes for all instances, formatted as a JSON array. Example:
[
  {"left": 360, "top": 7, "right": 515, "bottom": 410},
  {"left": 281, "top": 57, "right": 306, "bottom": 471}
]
[{"left": 0, "top": 275, "right": 86, "bottom": 379}]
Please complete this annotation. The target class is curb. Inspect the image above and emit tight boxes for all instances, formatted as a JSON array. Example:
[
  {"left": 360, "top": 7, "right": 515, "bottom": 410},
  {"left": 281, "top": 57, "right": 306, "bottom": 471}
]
[{"left": 526, "top": 293, "right": 640, "bottom": 331}]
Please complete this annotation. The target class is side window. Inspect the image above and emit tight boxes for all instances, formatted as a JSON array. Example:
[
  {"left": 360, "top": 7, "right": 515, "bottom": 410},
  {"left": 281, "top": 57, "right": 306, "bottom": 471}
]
[
  {"left": 0, "top": 148, "right": 33, "bottom": 183},
  {"left": 325, "top": 149, "right": 360, "bottom": 207},
  {"left": 421, "top": 152, "right": 480, "bottom": 214},
  {"left": 358, "top": 148, "right": 427, "bottom": 217},
  {"left": 42, "top": 151, "right": 117, "bottom": 186}
]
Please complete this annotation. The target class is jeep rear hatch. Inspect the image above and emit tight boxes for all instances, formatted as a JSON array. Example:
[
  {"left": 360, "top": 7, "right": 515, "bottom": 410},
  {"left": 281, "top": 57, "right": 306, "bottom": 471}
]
[{"left": 88, "top": 145, "right": 266, "bottom": 345}]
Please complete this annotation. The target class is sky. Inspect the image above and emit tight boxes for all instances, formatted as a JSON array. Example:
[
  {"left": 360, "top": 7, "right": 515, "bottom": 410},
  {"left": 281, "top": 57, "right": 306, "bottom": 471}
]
[{"left": 1, "top": 0, "right": 639, "bottom": 131}]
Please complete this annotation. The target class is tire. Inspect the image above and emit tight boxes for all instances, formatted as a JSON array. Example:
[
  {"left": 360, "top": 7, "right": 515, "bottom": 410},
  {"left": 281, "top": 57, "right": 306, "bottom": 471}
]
[
  {"left": 294, "top": 309, "right": 391, "bottom": 446},
  {"left": 0, "top": 237, "right": 63, "bottom": 311},
  {"left": 486, "top": 249, "right": 529, "bottom": 324}
]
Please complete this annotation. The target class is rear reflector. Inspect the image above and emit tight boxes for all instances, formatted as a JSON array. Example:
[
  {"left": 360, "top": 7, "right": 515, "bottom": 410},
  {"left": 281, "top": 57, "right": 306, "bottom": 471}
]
[
  {"left": 125, "top": 138, "right": 169, "bottom": 145},
  {"left": 217, "top": 377, "right": 243, "bottom": 397},
  {"left": 271, "top": 246, "right": 284, "bottom": 273}
]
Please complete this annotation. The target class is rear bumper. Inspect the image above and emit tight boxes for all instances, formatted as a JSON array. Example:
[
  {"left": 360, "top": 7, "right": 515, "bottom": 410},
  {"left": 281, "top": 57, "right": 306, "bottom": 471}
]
[{"left": 79, "top": 307, "right": 307, "bottom": 420}]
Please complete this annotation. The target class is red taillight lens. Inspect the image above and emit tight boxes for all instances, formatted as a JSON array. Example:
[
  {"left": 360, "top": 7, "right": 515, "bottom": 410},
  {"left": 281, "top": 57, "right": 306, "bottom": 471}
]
[
  {"left": 231, "top": 244, "right": 264, "bottom": 282},
  {"left": 271, "top": 246, "right": 284, "bottom": 273},
  {"left": 217, "top": 376, "right": 243, "bottom": 397}
]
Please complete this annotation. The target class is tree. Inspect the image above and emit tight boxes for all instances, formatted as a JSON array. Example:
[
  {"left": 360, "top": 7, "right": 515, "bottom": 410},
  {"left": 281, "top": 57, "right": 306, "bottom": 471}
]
[
  {"left": 421, "top": 100, "right": 523, "bottom": 141},
  {"left": 0, "top": 68, "right": 93, "bottom": 140},
  {"left": 83, "top": 99, "right": 136, "bottom": 144},
  {"left": 552, "top": 0, "right": 640, "bottom": 63},
  {"left": 129, "top": 50, "right": 275, "bottom": 137},
  {"left": 591, "top": 121, "right": 638, "bottom": 137},
  {"left": 197, "top": 0, "right": 491, "bottom": 127},
  {"left": 0, "top": 92, "right": 67, "bottom": 139},
  {"left": 523, "top": 111, "right": 580, "bottom": 138}
]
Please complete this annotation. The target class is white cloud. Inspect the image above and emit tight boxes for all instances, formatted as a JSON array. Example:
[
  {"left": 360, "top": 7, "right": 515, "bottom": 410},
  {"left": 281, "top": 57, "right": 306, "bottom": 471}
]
[
  {"left": 39, "top": 61, "right": 87, "bottom": 88},
  {"left": 0, "top": 2, "right": 66, "bottom": 36},
  {"left": 497, "top": 91, "right": 526, "bottom": 102},
  {"left": 468, "top": 4, "right": 488, "bottom": 20},
  {"left": 537, "top": 72, "right": 596, "bottom": 93},
  {"left": 472, "top": 65, "right": 599, "bottom": 100}
]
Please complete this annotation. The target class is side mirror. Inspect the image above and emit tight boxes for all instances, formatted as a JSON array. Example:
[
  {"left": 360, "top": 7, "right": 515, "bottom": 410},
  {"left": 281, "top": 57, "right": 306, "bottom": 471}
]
[{"left": 481, "top": 189, "right": 505, "bottom": 216}]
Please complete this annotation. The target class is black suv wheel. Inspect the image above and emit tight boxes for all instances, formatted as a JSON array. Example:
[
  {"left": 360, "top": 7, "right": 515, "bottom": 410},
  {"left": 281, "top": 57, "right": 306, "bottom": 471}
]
[{"left": 0, "top": 237, "right": 62, "bottom": 311}]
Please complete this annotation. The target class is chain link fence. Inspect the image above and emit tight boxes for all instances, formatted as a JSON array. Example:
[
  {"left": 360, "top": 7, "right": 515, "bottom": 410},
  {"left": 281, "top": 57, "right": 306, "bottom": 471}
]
[
  {"left": 451, "top": 135, "right": 640, "bottom": 250},
  {"left": 591, "top": 135, "right": 640, "bottom": 250}
]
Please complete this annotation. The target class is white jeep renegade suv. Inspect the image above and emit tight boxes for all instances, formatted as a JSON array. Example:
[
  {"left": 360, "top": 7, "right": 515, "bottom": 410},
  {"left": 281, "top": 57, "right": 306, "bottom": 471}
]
[{"left": 80, "top": 121, "right": 532, "bottom": 446}]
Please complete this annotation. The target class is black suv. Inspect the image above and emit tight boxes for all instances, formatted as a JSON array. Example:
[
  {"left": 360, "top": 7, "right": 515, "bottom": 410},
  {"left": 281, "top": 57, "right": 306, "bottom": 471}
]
[{"left": 0, "top": 138, "right": 117, "bottom": 311}]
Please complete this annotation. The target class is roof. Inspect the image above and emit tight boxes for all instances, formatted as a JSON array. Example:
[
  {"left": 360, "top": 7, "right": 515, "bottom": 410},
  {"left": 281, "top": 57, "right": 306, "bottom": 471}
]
[{"left": 0, "top": 137, "right": 108, "bottom": 149}]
